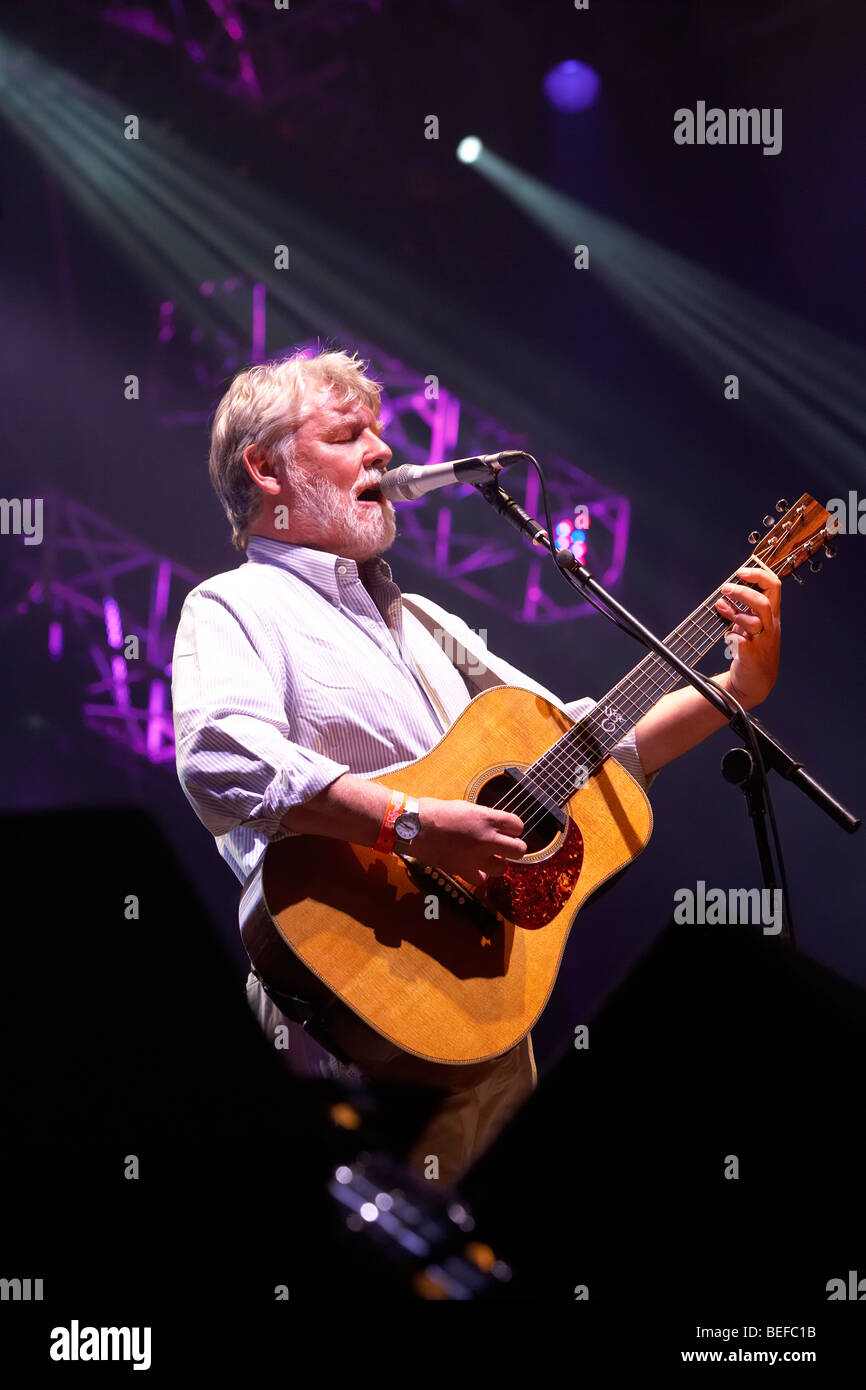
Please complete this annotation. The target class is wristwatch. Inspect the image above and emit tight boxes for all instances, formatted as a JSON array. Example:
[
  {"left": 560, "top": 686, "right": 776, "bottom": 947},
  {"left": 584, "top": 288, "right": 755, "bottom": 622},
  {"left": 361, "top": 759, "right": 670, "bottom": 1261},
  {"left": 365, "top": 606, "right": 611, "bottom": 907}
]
[{"left": 392, "top": 795, "right": 422, "bottom": 852}]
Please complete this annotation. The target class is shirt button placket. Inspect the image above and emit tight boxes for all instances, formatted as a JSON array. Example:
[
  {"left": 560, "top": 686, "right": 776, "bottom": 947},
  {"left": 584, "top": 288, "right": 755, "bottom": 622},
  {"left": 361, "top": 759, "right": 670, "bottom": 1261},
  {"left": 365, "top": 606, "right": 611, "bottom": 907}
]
[{"left": 335, "top": 564, "right": 347, "bottom": 605}]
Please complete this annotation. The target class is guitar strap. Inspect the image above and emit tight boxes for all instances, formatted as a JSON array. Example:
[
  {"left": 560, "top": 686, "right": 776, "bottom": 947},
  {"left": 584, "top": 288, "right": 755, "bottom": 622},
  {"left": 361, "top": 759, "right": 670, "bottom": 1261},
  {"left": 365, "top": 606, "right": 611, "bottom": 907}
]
[{"left": 400, "top": 593, "right": 504, "bottom": 715}]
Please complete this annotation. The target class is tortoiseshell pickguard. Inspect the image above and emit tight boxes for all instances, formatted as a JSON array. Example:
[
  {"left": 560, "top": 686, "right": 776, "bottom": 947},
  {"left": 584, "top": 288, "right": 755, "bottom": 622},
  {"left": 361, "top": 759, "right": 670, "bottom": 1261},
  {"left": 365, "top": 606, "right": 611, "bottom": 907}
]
[{"left": 484, "top": 818, "right": 584, "bottom": 928}]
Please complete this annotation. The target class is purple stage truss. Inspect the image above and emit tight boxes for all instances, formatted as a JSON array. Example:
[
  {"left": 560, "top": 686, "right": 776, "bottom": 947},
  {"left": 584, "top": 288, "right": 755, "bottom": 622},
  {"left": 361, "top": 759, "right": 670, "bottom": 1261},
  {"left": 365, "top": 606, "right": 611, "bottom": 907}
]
[
  {"left": 6, "top": 495, "right": 197, "bottom": 764},
  {"left": 156, "top": 281, "right": 631, "bottom": 622},
  {"left": 9, "top": 332, "right": 629, "bottom": 763}
]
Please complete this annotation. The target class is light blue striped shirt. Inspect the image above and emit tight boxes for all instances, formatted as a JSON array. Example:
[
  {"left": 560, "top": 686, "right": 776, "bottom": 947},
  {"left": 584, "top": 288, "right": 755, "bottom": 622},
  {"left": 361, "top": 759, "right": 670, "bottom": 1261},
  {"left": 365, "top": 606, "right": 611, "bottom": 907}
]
[{"left": 171, "top": 535, "right": 651, "bottom": 884}]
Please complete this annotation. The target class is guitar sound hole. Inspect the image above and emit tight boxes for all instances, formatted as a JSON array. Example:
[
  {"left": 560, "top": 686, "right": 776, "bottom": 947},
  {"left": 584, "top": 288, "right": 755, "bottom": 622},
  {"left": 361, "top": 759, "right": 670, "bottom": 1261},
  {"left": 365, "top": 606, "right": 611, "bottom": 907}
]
[{"left": 474, "top": 771, "right": 564, "bottom": 856}]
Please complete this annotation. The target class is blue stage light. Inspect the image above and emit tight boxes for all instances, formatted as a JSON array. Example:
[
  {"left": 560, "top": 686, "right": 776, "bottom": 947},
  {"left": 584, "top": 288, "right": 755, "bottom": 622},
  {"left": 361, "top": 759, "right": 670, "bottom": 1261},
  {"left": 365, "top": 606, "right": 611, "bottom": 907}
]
[{"left": 543, "top": 59, "right": 600, "bottom": 114}]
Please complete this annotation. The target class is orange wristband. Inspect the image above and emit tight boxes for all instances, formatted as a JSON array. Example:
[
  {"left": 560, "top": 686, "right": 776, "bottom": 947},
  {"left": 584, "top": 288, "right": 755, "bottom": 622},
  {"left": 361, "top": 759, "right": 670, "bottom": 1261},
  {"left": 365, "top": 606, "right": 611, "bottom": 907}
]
[{"left": 373, "top": 790, "right": 406, "bottom": 854}]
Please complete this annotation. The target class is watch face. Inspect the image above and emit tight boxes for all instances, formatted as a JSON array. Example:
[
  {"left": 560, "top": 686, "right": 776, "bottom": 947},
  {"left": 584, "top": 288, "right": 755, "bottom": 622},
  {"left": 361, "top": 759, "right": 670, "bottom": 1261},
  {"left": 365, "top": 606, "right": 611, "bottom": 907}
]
[{"left": 394, "top": 812, "right": 421, "bottom": 840}]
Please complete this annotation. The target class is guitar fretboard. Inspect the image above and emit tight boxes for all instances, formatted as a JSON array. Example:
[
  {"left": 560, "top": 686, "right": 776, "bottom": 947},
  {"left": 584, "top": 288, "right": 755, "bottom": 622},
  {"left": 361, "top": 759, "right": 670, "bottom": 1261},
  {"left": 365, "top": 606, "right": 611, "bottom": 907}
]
[{"left": 525, "top": 574, "right": 756, "bottom": 805}]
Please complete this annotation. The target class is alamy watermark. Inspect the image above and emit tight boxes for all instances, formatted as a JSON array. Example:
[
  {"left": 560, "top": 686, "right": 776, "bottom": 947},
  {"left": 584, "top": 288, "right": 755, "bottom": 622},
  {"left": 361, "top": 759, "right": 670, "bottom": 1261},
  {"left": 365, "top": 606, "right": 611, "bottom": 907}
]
[
  {"left": 0, "top": 497, "right": 43, "bottom": 545},
  {"left": 674, "top": 102, "right": 782, "bottom": 156},
  {"left": 1, "top": 1276, "right": 43, "bottom": 1300},
  {"left": 433, "top": 626, "right": 488, "bottom": 678},
  {"left": 674, "top": 880, "right": 783, "bottom": 935},
  {"left": 827, "top": 1269, "right": 866, "bottom": 1300},
  {"left": 50, "top": 1320, "right": 151, "bottom": 1370},
  {"left": 827, "top": 491, "right": 865, "bottom": 534}
]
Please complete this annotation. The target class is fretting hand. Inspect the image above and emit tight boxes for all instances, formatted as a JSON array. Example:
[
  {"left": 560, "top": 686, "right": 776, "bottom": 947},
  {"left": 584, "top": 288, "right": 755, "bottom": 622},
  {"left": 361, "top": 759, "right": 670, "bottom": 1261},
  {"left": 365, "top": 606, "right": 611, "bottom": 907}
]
[{"left": 715, "top": 564, "right": 782, "bottom": 709}]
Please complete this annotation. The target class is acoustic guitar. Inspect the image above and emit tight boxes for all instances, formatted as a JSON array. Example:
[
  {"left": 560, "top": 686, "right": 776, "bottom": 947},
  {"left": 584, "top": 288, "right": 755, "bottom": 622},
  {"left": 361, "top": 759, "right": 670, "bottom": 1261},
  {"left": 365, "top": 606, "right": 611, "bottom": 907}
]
[{"left": 240, "top": 495, "right": 833, "bottom": 1072}]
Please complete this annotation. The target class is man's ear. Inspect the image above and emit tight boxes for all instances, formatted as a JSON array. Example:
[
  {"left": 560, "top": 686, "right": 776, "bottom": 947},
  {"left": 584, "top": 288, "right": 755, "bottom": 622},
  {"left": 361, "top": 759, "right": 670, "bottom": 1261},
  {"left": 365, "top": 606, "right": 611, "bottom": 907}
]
[{"left": 242, "top": 444, "right": 282, "bottom": 494}]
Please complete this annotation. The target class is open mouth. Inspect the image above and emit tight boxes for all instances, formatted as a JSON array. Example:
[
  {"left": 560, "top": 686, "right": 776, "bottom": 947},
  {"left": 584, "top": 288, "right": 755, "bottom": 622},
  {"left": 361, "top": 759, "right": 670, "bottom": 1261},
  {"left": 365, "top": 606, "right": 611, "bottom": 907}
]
[{"left": 355, "top": 484, "right": 383, "bottom": 504}]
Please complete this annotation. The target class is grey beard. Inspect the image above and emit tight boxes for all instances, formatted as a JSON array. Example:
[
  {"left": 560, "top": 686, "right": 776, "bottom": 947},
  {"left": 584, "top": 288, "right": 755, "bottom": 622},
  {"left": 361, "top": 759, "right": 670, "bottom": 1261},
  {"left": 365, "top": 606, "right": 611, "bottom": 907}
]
[{"left": 284, "top": 465, "right": 396, "bottom": 559}]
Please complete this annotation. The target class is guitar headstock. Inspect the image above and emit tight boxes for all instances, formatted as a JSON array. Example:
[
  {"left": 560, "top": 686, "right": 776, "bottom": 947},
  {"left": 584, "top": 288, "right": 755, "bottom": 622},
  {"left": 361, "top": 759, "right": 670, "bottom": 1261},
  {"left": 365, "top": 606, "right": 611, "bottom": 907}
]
[{"left": 746, "top": 494, "right": 836, "bottom": 582}]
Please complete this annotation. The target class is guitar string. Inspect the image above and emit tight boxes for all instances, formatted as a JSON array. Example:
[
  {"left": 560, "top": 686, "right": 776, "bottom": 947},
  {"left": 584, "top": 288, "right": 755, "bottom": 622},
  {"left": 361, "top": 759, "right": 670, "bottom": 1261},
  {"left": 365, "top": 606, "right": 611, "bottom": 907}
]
[
  {"left": 535, "top": 543, "right": 802, "bottom": 810},
  {"left": 483, "top": 615, "right": 724, "bottom": 839},
  {"left": 550, "top": 527, "right": 808, "bottom": 793},
  {"left": 511, "top": 590, "right": 750, "bottom": 827},
  {"left": 501, "top": 586, "right": 736, "bottom": 809},
  {"left": 490, "top": 533, "right": 804, "bottom": 835},
  {"left": 469, "top": 521, "right": 812, "bottom": 855},
  {"left": 485, "top": 578, "right": 756, "bottom": 836},
  {"left": 508, "top": 614, "right": 727, "bottom": 832}
]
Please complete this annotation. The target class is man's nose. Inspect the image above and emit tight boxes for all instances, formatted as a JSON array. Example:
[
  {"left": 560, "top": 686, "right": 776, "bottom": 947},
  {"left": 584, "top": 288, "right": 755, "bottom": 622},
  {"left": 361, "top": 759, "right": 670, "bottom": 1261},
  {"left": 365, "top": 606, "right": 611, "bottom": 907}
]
[{"left": 363, "top": 429, "right": 392, "bottom": 466}]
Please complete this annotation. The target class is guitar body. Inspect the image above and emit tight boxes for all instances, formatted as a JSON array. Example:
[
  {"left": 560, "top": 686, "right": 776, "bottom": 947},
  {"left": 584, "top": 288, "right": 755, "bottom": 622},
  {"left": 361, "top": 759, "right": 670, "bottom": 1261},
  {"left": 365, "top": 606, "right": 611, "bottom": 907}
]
[
  {"left": 237, "top": 494, "right": 830, "bottom": 1077},
  {"left": 241, "top": 685, "right": 653, "bottom": 1069}
]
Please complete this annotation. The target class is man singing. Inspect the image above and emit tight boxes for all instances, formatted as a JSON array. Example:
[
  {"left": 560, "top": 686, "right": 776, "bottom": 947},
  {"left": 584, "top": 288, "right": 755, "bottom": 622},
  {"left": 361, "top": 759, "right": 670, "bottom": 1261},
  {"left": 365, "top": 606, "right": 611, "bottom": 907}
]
[{"left": 171, "top": 348, "right": 781, "bottom": 1185}]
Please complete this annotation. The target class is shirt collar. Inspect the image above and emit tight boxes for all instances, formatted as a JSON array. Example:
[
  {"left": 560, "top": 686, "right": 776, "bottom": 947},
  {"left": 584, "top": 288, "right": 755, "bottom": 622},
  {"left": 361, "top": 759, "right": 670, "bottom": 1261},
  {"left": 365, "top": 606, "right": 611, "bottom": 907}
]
[{"left": 245, "top": 535, "right": 395, "bottom": 602}]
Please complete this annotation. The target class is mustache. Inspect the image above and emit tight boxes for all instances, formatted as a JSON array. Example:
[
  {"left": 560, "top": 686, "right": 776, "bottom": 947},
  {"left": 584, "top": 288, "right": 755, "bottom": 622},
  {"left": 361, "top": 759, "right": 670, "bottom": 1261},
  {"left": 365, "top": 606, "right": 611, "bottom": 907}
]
[
  {"left": 356, "top": 468, "right": 385, "bottom": 489},
  {"left": 282, "top": 463, "right": 392, "bottom": 511}
]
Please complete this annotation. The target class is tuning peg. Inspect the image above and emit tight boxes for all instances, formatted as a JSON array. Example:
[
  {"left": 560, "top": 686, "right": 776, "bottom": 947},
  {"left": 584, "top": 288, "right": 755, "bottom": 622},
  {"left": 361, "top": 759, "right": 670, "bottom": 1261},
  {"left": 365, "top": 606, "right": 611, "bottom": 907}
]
[
  {"left": 748, "top": 530, "right": 761, "bottom": 544},
  {"left": 790, "top": 570, "right": 804, "bottom": 584},
  {"left": 809, "top": 556, "right": 823, "bottom": 573},
  {"left": 762, "top": 515, "right": 775, "bottom": 527},
  {"left": 824, "top": 540, "right": 837, "bottom": 558},
  {"left": 775, "top": 498, "right": 789, "bottom": 512}
]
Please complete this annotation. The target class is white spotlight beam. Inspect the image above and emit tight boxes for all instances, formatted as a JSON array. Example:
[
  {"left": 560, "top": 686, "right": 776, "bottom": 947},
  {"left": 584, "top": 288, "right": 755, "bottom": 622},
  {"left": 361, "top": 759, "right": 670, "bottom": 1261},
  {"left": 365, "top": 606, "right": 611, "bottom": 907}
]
[{"left": 470, "top": 147, "right": 866, "bottom": 486}]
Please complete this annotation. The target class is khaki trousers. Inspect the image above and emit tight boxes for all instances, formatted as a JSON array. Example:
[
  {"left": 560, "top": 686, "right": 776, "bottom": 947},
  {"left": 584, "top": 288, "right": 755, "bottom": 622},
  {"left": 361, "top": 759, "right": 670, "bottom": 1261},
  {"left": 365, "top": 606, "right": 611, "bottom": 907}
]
[{"left": 245, "top": 971, "right": 537, "bottom": 1188}]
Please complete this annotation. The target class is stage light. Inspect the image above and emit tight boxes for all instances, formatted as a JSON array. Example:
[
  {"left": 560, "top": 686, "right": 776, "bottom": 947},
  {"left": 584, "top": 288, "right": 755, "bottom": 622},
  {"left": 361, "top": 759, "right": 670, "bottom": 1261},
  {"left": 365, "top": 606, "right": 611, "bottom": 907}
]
[
  {"left": 457, "top": 136, "right": 483, "bottom": 164},
  {"left": 460, "top": 139, "right": 866, "bottom": 483},
  {"left": 543, "top": 59, "right": 600, "bottom": 114},
  {"left": 103, "top": 595, "right": 123, "bottom": 649},
  {"left": 554, "top": 512, "right": 590, "bottom": 561}
]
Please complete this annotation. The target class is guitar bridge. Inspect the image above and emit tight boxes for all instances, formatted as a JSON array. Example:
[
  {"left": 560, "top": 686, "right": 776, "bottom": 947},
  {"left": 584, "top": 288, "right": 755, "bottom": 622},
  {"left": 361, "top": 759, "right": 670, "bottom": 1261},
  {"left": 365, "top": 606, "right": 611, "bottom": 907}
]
[{"left": 399, "top": 855, "right": 503, "bottom": 934}]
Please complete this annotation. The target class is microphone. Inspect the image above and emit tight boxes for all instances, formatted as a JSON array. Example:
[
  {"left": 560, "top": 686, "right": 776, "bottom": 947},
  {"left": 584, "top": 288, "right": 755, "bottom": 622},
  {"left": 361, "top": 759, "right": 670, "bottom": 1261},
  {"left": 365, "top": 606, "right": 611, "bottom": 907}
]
[{"left": 378, "top": 450, "right": 527, "bottom": 502}]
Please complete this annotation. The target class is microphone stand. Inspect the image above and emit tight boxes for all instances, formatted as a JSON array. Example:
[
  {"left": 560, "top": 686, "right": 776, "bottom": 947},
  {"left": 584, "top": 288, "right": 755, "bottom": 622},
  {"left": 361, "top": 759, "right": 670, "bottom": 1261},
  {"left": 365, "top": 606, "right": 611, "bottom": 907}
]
[{"left": 474, "top": 476, "right": 861, "bottom": 949}]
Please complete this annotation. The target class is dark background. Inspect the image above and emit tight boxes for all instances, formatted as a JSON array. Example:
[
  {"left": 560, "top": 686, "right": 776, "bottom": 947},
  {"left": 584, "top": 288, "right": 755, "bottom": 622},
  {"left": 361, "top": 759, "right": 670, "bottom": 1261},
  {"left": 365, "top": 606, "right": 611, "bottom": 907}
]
[
  {"left": 1, "top": 0, "right": 865, "bottom": 1328},
  {"left": 2, "top": 0, "right": 862, "bottom": 1025}
]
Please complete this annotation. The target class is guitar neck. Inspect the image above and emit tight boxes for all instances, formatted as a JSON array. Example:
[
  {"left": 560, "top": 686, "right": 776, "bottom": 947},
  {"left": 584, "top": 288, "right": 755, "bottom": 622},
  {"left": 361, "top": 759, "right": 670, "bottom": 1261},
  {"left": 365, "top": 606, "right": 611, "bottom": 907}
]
[{"left": 526, "top": 567, "right": 757, "bottom": 801}]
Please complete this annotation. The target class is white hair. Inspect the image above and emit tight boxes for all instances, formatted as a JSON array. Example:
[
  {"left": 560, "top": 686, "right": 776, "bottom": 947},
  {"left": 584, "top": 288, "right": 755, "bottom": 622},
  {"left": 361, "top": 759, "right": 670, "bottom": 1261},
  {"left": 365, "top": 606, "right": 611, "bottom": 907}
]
[{"left": 208, "top": 347, "right": 382, "bottom": 551}]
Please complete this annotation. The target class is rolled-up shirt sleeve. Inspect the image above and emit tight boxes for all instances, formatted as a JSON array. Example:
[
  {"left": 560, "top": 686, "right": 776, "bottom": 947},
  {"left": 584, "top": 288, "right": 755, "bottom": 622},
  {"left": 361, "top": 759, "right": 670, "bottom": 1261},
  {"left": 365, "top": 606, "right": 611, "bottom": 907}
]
[{"left": 171, "top": 588, "right": 350, "bottom": 840}]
